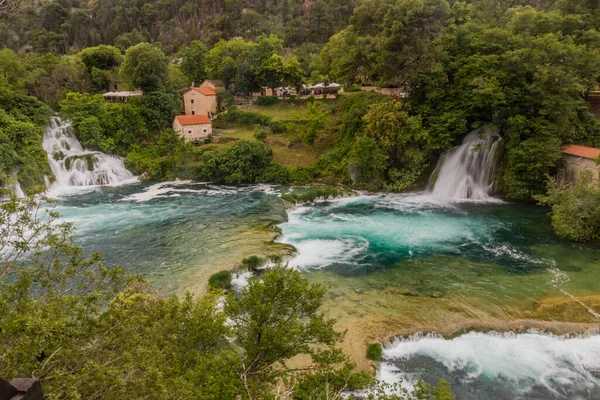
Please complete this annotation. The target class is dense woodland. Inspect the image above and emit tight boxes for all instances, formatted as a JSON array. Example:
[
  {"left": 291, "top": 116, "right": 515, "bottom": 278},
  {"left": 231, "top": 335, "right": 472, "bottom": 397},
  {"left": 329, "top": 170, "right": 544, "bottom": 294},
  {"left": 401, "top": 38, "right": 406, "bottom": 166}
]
[{"left": 2, "top": 0, "right": 600, "bottom": 396}]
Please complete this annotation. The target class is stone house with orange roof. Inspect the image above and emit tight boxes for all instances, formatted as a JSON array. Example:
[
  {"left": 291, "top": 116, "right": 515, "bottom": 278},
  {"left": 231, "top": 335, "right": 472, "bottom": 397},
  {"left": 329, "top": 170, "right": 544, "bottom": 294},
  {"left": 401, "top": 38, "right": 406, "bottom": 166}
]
[
  {"left": 558, "top": 144, "right": 600, "bottom": 186},
  {"left": 183, "top": 87, "right": 218, "bottom": 118},
  {"left": 173, "top": 115, "right": 212, "bottom": 142}
]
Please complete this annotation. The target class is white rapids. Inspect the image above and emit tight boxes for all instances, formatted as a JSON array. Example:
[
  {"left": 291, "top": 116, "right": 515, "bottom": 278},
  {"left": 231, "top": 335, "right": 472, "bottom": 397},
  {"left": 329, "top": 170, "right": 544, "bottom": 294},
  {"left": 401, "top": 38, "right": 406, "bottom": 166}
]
[
  {"left": 431, "top": 127, "right": 501, "bottom": 201},
  {"left": 43, "top": 118, "right": 135, "bottom": 192}
]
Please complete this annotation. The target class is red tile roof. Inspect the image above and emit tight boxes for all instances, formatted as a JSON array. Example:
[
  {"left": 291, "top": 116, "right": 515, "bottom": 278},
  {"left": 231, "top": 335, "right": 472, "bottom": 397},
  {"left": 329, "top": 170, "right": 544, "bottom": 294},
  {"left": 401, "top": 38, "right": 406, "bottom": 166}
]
[
  {"left": 175, "top": 115, "right": 211, "bottom": 125},
  {"left": 561, "top": 144, "right": 600, "bottom": 159},
  {"left": 194, "top": 87, "right": 217, "bottom": 96}
]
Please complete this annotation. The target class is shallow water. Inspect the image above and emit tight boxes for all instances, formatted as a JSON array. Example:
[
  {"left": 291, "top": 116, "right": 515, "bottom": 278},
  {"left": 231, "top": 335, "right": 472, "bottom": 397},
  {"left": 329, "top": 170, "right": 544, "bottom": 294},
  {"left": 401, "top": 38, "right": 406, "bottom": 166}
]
[
  {"left": 50, "top": 184, "right": 600, "bottom": 398},
  {"left": 51, "top": 181, "right": 286, "bottom": 294}
]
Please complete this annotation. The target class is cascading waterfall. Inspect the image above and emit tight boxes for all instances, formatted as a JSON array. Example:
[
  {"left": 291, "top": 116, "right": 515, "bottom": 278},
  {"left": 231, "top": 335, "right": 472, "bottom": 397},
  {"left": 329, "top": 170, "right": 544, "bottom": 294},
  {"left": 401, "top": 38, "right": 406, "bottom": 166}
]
[
  {"left": 430, "top": 126, "right": 501, "bottom": 200},
  {"left": 43, "top": 118, "right": 135, "bottom": 190}
]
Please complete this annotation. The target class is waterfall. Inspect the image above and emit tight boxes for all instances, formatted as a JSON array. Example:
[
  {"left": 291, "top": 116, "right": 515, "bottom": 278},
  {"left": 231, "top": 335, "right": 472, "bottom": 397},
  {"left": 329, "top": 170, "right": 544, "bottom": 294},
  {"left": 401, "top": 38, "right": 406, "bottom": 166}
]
[
  {"left": 43, "top": 118, "right": 135, "bottom": 191},
  {"left": 430, "top": 127, "right": 501, "bottom": 200}
]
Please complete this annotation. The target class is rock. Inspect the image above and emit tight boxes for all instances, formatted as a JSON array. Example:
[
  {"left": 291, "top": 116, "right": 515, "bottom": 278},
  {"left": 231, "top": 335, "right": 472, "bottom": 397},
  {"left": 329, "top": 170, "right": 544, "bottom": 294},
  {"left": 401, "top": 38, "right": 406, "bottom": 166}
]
[{"left": 430, "top": 291, "right": 444, "bottom": 298}]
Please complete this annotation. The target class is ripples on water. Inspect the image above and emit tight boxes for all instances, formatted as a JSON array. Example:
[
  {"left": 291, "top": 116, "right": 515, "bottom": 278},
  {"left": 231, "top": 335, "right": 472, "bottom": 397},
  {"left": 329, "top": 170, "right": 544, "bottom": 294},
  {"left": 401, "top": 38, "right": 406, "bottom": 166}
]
[{"left": 48, "top": 184, "right": 600, "bottom": 398}]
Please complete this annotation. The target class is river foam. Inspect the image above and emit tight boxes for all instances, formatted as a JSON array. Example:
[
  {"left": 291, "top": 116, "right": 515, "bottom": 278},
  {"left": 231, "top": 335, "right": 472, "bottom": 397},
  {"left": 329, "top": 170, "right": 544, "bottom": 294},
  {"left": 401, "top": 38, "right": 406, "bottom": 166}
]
[
  {"left": 379, "top": 331, "right": 600, "bottom": 399},
  {"left": 280, "top": 193, "right": 532, "bottom": 273}
]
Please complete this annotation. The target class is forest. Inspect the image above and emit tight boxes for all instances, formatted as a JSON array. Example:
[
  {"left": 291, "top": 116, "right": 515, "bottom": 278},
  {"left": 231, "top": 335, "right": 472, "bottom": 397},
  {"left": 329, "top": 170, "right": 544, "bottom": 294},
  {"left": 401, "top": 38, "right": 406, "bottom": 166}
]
[{"left": 2, "top": 0, "right": 600, "bottom": 396}]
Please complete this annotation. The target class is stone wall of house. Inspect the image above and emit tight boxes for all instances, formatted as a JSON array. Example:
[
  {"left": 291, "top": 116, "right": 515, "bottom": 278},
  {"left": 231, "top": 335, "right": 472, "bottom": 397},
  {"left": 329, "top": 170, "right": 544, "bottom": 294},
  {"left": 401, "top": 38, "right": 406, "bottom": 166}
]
[
  {"left": 558, "top": 154, "right": 600, "bottom": 187},
  {"left": 183, "top": 90, "right": 217, "bottom": 117},
  {"left": 173, "top": 120, "right": 212, "bottom": 142}
]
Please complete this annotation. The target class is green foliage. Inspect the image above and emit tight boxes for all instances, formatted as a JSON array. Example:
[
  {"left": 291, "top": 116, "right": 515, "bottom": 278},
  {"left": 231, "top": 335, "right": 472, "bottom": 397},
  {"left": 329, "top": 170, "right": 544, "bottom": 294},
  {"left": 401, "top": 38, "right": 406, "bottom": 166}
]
[
  {"left": 240, "top": 255, "right": 265, "bottom": 271},
  {"left": 269, "top": 120, "right": 287, "bottom": 133},
  {"left": 281, "top": 186, "right": 347, "bottom": 203},
  {"left": 225, "top": 266, "right": 345, "bottom": 399},
  {"left": 365, "top": 379, "right": 455, "bottom": 400},
  {"left": 502, "top": 136, "right": 563, "bottom": 200},
  {"left": 535, "top": 171, "right": 600, "bottom": 241},
  {"left": 304, "top": 101, "right": 328, "bottom": 145},
  {"left": 120, "top": 42, "right": 170, "bottom": 92},
  {"left": 78, "top": 45, "right": 123, "bottom": 72},
  {"left": 255, "top": 95, "right": 279, "bottom": 106},
  {"left": 290, "top": 166, "right": 318, "bottom": 184},
  {"left": 0, "top": 82, "right": 51, "bottom": 192},
  {"left": 260, "top": 162, "right": 291, "bottom": 184},
  {"left": 348, "top": 136, "right": 388, "bottom": 189},
  {"left": 208, "top": 270, "right": 233, "bottom": 290},
  {"left": 367, "top": 342, "right": 383, "bottom": 361},
  {"left": 214, "top": 106, "right": 272, "bottom": 127},
  {"left": 177, "top": 40, "right": 208, "bottom": 85},
  {"left": 59, "top": 92, "right": 152, "bottom": 155},
  {"left": 292, "top": 363, "right": 374, "bottom": 400},
  {"left": 253, "top": 124, "right": 269, "bottom": 141},
  {"left": 199, "top": 140, "right": 274, "bottom": 184}
]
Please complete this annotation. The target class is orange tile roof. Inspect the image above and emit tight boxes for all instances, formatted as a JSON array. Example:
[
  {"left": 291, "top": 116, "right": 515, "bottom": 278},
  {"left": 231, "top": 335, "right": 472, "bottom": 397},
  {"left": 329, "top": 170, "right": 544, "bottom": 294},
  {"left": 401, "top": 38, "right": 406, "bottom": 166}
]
[
  {"left": 194, "top": 87, "right": 216, "bottom": 95},
  {"left": 175, "top": 114, "right": 211, "bottom": 125},
  {"left": 561, "top": 144, "right": 600, "bottom": 159}
]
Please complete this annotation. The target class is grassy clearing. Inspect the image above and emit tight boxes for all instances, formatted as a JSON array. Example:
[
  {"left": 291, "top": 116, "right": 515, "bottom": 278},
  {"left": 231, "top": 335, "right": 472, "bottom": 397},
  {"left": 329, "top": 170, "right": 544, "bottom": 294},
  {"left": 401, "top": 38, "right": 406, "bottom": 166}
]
[
  {"left": 247, "top": 105, "right": 308, "bottom": 121},
  {"left": 200, "top": 101, "right": 341, "bottom": 169}
]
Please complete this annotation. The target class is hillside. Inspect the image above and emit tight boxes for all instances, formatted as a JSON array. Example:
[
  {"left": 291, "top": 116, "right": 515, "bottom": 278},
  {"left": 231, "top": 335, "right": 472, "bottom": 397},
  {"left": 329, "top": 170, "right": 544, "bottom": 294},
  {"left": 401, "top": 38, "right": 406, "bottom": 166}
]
[{"left": 0, "top": 0, "right": 355, "bottom": 54}]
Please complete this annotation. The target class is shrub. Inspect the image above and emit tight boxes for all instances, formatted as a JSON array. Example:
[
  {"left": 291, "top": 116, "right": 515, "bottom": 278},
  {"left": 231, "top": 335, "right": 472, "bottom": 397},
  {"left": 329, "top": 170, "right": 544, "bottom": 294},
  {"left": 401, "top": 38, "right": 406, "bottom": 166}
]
[
  {"left": 199, "top": 140, "right": 273, "bottom": 184},
  {"left": 290, "top": 166, "right": 317, "bottom": 185},
  {"left": 255, "top": 95, "right": 278, "bottom": 106},
  {"left": 366, "top": 343, "right": 383, "bottom": 361},
  {"left": 535, "top": 171, "right": 600, "bottom": 242},
  {"left": 214, "top": 107, "right": 272, "bottom": 127},
  {"left": 241, "top": 256, "right": 265, "bottom": 271},
  {"left": 208, "top": 270, "right": 232, "bottom": 290},
  {"left": 269, "top": 120, "right": 286, "bottom": 134},
  {"left": 254, "top": 125, "right": 269, "bottom": 141},
  {"left": 260, "top": 163, "right": 290, "bottom": 184}
]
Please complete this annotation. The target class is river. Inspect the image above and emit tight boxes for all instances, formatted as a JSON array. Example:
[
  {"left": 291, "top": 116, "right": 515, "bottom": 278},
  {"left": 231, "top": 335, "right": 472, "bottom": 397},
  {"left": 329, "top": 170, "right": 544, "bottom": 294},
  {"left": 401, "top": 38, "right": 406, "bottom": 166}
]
[
  {"left": 48, "top": 181, "right": 600, "bottom": 399},
  {"left": 42, "top": 119, "right": 600, "bottom": 399}
]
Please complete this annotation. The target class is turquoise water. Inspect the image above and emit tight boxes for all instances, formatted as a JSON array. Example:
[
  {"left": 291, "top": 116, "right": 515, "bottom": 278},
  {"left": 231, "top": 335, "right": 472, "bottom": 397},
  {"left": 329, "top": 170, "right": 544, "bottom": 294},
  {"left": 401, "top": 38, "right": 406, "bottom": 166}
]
[
  {"left": 50, "top": 183, "right": 600, "bottom": 399},
  {"left": 51, "top": 181, "right": 285, "bottom": 293}
]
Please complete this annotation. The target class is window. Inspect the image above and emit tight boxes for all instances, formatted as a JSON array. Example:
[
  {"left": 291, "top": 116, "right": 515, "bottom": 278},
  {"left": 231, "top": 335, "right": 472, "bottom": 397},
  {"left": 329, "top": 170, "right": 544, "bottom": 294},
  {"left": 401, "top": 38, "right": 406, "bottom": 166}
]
[
  {"left": 191, "top": 111, "right": 195, "bottom": 115},
  {"left": 191, "top": 99, "right": 194, "bottom": 104},
  {"left": 203, "top": 129, "right": 207, "bottom": 133},
  {"left": 188, "top": 130, "right": 192, "bottom": 134}
]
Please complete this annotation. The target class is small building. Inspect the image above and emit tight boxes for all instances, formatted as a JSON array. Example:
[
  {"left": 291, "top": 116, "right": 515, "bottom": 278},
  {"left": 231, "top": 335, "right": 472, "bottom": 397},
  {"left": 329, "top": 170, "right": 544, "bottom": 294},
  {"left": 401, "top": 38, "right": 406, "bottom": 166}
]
[
  {"left": 200, "top": 79, "right": 226, "bottom": 93},
  {"left": 558, "top": 144, "right": 600, "bottom": 186},
  {"left": 183, "top": 87, "right": 218, "bottom": 117},
  {"left": 173, "top": 114, "right": 213, "bottom": 142},
  {"left": 102, "top": 90, "right": 143, "bottom": 103}
]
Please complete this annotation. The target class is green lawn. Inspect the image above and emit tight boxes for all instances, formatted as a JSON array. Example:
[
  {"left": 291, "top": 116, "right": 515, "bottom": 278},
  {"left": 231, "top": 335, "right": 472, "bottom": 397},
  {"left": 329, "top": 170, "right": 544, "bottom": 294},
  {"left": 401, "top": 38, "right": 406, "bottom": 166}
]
[{"left": 246, "top": 105, "right": 308, "bottom": 121}]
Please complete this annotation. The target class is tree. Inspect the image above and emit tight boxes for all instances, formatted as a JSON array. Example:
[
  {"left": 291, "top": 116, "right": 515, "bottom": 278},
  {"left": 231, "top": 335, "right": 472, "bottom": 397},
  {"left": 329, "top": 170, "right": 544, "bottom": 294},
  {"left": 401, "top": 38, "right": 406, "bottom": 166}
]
[
  {"left": 158, "top": 128, "right": 186, "bottom": 174},
  {"left": 304, "top": 101, "right": 328, "bottom": 146},
  {"left": 282, "top": 55, "right": 305, "bottom": 90},
  {"left": 199, "top": 140, "right": 273, "bottom": 184},
  {"left": 535, "top": 170, "right": 600, "bottom": 242},
  {"left": 206, "top": 38, "right": 255, "bottom": 90},
  {"left": 177, "top": 40, "right": 208, "bottom": 85},
  {"left": 78, "top": 45, "right": 123, "bottom": 73},
  {"left": 225, "top": 266, "right": 345, "bottom": 399},
  {"left": 260, "top": 53, "right": 285, "bottom": 91},
  {"left": 120, "top": 43, "right": 170, "bottom": 93},
  {"left": 348, "top": 136, "right": 388, "bottom": 188}
]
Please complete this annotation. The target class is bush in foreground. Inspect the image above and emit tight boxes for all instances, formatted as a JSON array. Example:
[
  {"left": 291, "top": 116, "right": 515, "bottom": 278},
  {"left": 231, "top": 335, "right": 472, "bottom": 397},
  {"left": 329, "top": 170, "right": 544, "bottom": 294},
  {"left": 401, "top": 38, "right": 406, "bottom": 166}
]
[
  {"left": 208, "top": 270, "right": 232, "bottom": 290},
  {"left": 367, "top": 343, "right": 383, "bottom": 361}
]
